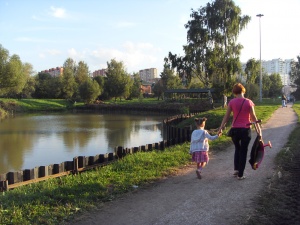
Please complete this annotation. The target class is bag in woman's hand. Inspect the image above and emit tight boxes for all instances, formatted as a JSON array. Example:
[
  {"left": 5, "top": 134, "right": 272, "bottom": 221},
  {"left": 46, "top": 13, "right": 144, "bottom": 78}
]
[{"left": 227, "top": 128, "right": 234, "bottom": 137}]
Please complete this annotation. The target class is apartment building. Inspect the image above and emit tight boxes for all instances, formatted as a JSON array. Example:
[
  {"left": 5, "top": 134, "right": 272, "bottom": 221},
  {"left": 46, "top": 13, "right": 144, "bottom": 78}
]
[
  {"left": 261, "top": 58, "right": 292, "bottom": 85},
  {"left": 139, "top": 68, "right": 158, "bottom": 82},
  {"left": 40, "top": 67, "right": 63, "bottom": 77},
  {"left": 242, "top": 58, "right": 292, "bottom": 85},
  {"left": 92, "top": 69, "right": 107, "bottom": 77}
]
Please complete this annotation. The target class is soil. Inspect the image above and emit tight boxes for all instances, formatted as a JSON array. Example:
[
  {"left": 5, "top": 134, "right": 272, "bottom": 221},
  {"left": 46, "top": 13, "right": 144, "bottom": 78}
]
[{"left": 66, "top": 103, "right": 299, "bottom": 225}]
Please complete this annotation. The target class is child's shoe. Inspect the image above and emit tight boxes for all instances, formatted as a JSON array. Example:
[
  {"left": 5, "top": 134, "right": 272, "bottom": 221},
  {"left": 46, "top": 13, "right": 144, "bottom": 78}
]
[{"left": 196, "top": 170, "right": 202, "bottom": 179}]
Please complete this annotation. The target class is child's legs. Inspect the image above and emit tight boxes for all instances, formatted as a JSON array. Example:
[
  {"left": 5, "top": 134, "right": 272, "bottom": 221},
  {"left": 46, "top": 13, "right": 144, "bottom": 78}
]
[{"left": 200, "top": 162, "right": 207, "bottom": 168}]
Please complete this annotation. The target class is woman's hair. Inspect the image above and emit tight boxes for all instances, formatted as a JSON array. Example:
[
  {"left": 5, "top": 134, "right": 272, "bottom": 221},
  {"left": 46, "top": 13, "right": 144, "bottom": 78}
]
[
  {"left": 195, "top": 117, "right": 207, "bottom": 126},
  {"left": 232, "top": 83, "right": 246, "bottom": 95}
]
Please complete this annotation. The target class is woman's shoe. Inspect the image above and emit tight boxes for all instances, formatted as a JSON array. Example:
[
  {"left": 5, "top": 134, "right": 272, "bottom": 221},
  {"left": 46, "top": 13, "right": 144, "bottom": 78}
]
[
  {"left": 237, "top": 176, "right": 245, "bottom": 180},
  {"left": 233, "top": 170, "right": 239, "bottom": 176}
]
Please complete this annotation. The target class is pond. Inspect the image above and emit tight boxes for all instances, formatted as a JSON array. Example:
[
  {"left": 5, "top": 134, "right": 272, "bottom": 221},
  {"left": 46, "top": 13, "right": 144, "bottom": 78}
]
[{"left": 0, "top": 112, "right": 169, "bottom": 174}]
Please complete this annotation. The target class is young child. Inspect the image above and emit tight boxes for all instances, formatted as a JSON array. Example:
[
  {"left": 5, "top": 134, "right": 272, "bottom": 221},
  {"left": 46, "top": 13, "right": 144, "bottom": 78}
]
[{"left": 190, "top": 117, "right": 220, "bottom": 179}]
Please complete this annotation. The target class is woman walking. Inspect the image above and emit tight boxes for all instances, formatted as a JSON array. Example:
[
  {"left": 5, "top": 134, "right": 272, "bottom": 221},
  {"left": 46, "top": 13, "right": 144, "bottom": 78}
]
[{"left": 218, "top": 83, "right": 262, "bottom": 180}]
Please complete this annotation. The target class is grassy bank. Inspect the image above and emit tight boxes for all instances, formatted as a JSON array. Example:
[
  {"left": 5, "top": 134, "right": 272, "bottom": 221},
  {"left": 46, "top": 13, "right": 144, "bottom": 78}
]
[
  {"left": 0, "top": 100, "right": 283, "bottom": 224},
  {"left": 244, "top": 102, "right": 300, "bottom": 225}
]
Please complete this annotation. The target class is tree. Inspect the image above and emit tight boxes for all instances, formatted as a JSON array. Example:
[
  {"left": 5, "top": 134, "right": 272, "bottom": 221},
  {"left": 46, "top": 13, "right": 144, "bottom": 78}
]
[
  {"left": 2, "top": 54, "right": 26, "bottom": 97},
  {"left": 79, "top": 79, "right": 101, "bottom": 104},
  {"left": 94, "top": 75, "right": 105, "bottom": 99},
  {"left": 152, "top": 79, "right": 164, "bottom": 100},
  {"left": 167, "top": 0, "right": 250, "bottom": 93},
  {"left": 245, "top": 58, "right": 260, "bottom": 84},
  {"left": 20, "top": 63, "right": 35, "bottom": 98},
  {"left": 104, "top": 59, "right": 131, "bottom": 101},
  {"left": 129, "top": 73, "right": 142, "bottom": 99},
  {"left": 61, "top": 58, "right": 77, "bottom": 99},
  {"left": 0, "top": 44, "right": 9, "bottom": 92},
  {"left": 33, "top": 73, "right": 56, "bottom": 98},
  {"left": 262, "top": 73, "right": 271, "bottom": 98},
  {"left": 268, "top": 73, "right": 283, "bottom": 98},
  {"left": 290, "top": 56, "right": 300, "bottom": 99},
  {"left": 244, "top": 83, "right": 259, "bottom": 100},
  {"left": 75, "top": 61, "right": 89, "bottom": 84}
]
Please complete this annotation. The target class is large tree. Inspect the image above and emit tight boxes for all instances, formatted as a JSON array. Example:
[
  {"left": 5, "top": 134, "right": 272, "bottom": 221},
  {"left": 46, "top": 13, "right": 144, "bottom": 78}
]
[
  {"left": 290, "top": 56, "right": 300, "bottom": 99},
  {"left": 79, "top": 79, "right": 101, "bottom": 104},
  {"left": 129, "top": 72, "right": 142, "bottom": 99},
  {"left": 268, "top": 73, "right": 283, "bottom": 98},
  {"left": 104, "top": 59, "right": 132, "bottom": 101},
  {"left": 167, "top": 0, "right": 250, "bottom": 92},
  {"left": 245, "top": 58, "right": 260, "bottom": 84},
  {"left": 75, "top": 61, "right": 89, "bottom": 85},
  {"left": 61, "top": 58, "right": 77, "bottom": 99}
]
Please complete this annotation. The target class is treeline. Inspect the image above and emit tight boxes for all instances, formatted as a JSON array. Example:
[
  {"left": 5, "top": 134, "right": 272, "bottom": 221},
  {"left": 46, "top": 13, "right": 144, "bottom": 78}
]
[
  {"left": 2, "top": 0, "right": 300, "bottom": 103},
  {"left": 0, "top": 45, "right": 143, "bottom": 103}
]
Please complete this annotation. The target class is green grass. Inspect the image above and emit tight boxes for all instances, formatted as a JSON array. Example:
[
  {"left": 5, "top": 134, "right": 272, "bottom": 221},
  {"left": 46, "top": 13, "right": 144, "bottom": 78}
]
[
  {"left": 0, "top": 98, "right": 79, "bottom": 113},
  {"left": 244, "top": 101, "right": 300, "bottom": 225},
  {"left": 0, "top": 99, "right": 288, "bottom": 224},
  {"left": 0, "top": 143, "right": 192, "bottom": 224}
]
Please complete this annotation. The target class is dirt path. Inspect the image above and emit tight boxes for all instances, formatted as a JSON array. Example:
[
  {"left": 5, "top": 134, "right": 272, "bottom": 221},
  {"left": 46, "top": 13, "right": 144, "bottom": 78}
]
[{"left": 69, "top": 103, "right": 298, "bottom": 225}]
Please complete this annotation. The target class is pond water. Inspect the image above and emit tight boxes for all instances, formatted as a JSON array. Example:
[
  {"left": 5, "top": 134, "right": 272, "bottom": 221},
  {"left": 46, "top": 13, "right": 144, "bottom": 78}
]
[{"left": 0, "top": 112, "right": 168, "bottom": 174}]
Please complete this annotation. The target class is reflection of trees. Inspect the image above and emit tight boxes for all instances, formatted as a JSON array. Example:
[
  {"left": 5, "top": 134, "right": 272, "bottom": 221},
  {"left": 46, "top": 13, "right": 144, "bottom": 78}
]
[
  {"left": 103, "top": 114, "right": 164, "bottom": 150},
  {"left": 58, "top": 114, "right": 99, "bottom": 153},
  {"left": 0, "top": 112, "right": 166, "bottom": 174},
  {"left": 0, "top": 118, "right": 37, "bottom": 173}
]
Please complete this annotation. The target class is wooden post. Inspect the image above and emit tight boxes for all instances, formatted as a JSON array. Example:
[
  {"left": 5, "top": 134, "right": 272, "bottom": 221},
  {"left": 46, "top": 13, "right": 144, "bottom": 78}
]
[
  {"left": 108, "top": 153, "right": 114, "bottom": 161},
  {"left": 7, "top": 171, "right": 23, "bottom": 185},
  {"left": 116, "top": 146, "right": 124, "bottom": 158},
  {"left": 38, "top": 166, "right": 48, "bottom": 178},
  {"left": 73, "top": 157, "right": 79, "bottom": 173}
]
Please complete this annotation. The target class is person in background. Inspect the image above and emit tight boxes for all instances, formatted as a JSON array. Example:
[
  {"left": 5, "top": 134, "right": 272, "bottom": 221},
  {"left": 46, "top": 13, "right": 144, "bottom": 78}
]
[
  {"left": 190, "top": 117, "right": 221, "bottom": 179},
  {"left": 223, "top": 94, "right": 227, "bottom": 108},
  {"left": 281, "top": 94, "right": 287, "bottom": 107},
  {"left": 218, "top": 83, "right": 262, "bottom": 180}
]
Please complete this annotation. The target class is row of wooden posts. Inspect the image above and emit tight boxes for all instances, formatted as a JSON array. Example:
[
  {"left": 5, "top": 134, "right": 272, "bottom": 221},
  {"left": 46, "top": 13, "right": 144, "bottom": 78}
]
[{"left": 0, "top": 113, "right": 199, "bottom": 192}]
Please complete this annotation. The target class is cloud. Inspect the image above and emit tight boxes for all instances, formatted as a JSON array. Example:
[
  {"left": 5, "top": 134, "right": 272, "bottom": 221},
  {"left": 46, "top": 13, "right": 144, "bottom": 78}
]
[
  {"left": 66, "top": 42, "right": 162, "bottom": 73},
  {"left": 50, "top": 6, "right": 67, "bottom": 19}
]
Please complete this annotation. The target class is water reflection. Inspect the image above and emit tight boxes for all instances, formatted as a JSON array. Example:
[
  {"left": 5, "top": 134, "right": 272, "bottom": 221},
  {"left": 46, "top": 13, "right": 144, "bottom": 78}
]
[{"left": 0, "top": 112, "right": 167, "bottom": 174}]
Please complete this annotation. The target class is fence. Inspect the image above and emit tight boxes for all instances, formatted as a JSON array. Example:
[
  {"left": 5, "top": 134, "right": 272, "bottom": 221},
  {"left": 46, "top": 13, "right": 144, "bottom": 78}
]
[{"left": 0, "top": 113, "right": 198, "bottom": 192}]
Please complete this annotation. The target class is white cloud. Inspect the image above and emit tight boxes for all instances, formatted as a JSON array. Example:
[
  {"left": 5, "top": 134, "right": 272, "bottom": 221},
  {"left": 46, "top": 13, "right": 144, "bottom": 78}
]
[
  {"left": 74, "top": 41, "right": 163, "bottom": 73},
  {"left": 50, "top": 6, "right": 67, "bottom": 19}
]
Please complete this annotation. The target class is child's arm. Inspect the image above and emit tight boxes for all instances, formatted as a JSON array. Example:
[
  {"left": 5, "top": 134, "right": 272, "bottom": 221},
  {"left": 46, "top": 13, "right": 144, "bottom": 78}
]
[{"left": 204, "top": 130, "right": 219, "bottom": 140}]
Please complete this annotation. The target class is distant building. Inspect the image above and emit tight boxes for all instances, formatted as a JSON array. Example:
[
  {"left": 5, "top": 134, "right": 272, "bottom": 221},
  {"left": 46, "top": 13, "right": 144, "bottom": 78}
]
[
  {"left": 242, "top": 58, "right": 293, "bottom": 86},
  {"left": 92, "top": 69, "right": 107, "bottom": 77},
  {"left": 139, "top": 68, "right": 158, "bottom": 82},
  {"left": 39, "top": 67, "right": 63, "bottom": 77},
  {"left": 261, "top": 58, "right": 292, "bottom": 85}
]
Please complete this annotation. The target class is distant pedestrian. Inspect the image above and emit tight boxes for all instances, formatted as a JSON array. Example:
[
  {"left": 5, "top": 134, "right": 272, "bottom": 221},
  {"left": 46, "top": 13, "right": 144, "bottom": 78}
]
[
  {"left": 223, "top": 94, "right": 227, "bottom": 108},
  {"left": 208, "top": 90, "right": 214, "bottom": 108},
  {"left": 281, "top": 94, "right": 287, "bottom": 107},
  {"left": 190, "top": 117, "right": 221, "bottom": 179}
]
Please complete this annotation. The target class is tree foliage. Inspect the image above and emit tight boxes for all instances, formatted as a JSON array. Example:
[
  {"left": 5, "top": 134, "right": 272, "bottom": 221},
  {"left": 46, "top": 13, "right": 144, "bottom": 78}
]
[
  {"left": 245, "top": 58, "right": 260, "bottom": 84},
  {"left": 79, "top": 79, "right": 101, "bottom": 104},
  {"left": 290, "top": 56, "right": 300, "bottom": 99},
  {"left": 104, "top": 59, "right": 132, "bottom": 101},
  {"left": 166, "top": 0, "right": 250, "bottom": 93},
  {"left": 62, "top": 58, "right": 77, "bottom": 99}
]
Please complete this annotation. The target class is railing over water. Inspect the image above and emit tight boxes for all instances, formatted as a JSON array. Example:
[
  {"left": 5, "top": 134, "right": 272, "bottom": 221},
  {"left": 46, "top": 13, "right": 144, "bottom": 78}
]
[{"left": 0, "top": 112, "right": 199, "bottom": 192}]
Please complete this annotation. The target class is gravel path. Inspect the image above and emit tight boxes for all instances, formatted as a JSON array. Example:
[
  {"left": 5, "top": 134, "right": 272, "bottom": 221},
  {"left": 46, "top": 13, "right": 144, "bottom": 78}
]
[{"left": 69, "top": 103, "right": 298, "bottom": 225}]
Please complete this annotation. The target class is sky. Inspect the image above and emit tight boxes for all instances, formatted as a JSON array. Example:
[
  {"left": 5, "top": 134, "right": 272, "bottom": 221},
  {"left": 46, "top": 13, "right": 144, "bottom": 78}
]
[{"left": 0, "top": 0, "right": 299, "bottom": 75}]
